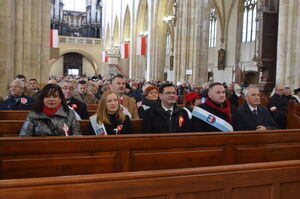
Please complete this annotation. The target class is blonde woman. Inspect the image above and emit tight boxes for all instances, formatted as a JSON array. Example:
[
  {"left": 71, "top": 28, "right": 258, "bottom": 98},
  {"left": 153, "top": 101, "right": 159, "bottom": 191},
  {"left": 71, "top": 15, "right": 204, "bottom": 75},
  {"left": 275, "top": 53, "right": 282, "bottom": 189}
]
[{"left": 89, "top": 90, "right": 132, "bottom": 135}]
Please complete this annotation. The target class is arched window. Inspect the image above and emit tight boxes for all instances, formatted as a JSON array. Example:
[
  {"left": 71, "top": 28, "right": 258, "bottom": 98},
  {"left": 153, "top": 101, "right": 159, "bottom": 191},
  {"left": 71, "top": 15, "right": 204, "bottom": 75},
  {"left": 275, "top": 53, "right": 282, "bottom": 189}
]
[
  {"left": 242, "top": 0, "right": 257, "bottom": 43},
  {"left": 64, "top": 0, "right": 86, "bottom": 12},
  {"left": 209, "top": 8, "right": 217, "bottom": 48}
]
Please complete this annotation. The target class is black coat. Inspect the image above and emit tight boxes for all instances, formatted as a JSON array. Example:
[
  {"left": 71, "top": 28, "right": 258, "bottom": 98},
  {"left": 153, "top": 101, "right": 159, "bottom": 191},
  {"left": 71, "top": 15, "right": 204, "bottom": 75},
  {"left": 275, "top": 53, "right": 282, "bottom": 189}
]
[
  {"left": 89, "top": 114, "right": 132, "bottom": 135},
  {"left": 138, "top": 96, "right": 159, "bottom": 119},
  {"left": 191, "top": 102, "right": 238, "bottom": 132},
  {"left": 236, "top": 104, "right": 277, "bottom": 131},
  {"left": 67, "top": 97, "right": 88, "bottom": 119},
  {"left": 142, "top": 104, "right": 191, "bottom": 133},
  {"left": 268, "top": 94, "right": 288, "bottom": 129},
  {"left": 0, "top": 95, "right": 35, "bottom": 110},
  {"left": 229, "top": 93, "right": 240, "bottom": 108}
]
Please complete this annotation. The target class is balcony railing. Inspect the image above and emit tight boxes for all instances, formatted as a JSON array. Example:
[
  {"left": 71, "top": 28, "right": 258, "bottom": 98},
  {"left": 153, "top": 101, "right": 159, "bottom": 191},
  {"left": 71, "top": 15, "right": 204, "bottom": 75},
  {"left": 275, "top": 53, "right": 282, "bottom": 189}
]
[{"left": 59, "top": 36, "right": 102, "bottom": 46}]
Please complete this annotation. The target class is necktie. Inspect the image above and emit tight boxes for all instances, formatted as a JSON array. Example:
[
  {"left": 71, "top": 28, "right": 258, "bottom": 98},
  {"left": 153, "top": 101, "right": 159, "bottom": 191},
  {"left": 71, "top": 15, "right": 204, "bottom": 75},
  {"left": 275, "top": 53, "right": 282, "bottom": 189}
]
[
  {"left": 166, "top": 110, "right": 172, "bottom": 120},
  {"left": 253, "top": 109, "right": 258, "bottom": 115}
]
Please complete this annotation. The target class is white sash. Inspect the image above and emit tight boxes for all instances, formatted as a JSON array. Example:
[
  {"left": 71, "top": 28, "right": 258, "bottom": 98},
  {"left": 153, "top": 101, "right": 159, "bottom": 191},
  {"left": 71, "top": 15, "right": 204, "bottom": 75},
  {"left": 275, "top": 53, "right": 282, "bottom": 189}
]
[
  {"left": 192, "top": 106, "right": 233, "bottom": 132},
  {"left": 68, "top": 105, "right": 81, "bottom": 120},
  {"left": 120, "top": 104, "right": 132, "bottom": 119},
  {"left": 182, "top": 107, "right": 192, "bottom": 119},
  {"left": 89, "top": 115, "right": 107, "bottom": 135}
]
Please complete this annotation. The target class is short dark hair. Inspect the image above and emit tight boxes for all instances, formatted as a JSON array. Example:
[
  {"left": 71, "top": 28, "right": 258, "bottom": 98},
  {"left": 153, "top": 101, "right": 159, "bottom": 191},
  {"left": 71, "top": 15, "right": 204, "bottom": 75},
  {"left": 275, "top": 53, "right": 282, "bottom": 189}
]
[
  {"left": 112, "top": 74, "right": 124, "bottom": 82},
  {"left": 159, "top": 83, "right": 175, "bottom": 94},
  {"left": 29, "top": 78, "right": 38, "bottom": 82},
  {"left": 209, "top": 82, "right": 223, "bottom": 91},
  {"left": 34, "top": 84, "right": 69, "bottom": 113},
  {"left": 78, "top": 80, "right": 87, "bottom": 85},
  {"left": 15, "top": 74, "right": 26, "bottom": 80}
]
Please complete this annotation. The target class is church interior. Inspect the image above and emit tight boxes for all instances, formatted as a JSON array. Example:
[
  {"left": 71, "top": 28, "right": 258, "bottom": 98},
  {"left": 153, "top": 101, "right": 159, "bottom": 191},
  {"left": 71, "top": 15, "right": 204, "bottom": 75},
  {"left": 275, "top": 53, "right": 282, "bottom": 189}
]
[{"left": 0, "top": 0, "right": 299, "bottom": 198}]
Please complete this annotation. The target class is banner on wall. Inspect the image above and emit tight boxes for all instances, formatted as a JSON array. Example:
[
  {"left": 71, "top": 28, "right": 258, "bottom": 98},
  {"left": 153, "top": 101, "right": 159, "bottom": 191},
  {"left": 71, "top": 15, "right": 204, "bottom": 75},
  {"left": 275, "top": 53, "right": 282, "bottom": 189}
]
[
  {"left": 136, "top": 36, "right": 146, "bottom": 56},
  {"left": 102, "top": 51, "right": 108, "bottom": 63},
  {"left": 50, "top": 29, "right": 59, "bottom": 48},
  {"left": 121, "top": 43, "right": 129, "bottom": 59}
]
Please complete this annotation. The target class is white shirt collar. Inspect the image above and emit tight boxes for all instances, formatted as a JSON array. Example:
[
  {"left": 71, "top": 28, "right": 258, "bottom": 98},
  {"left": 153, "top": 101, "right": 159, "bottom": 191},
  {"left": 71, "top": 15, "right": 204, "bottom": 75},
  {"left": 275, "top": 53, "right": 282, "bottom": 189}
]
[
  {"left": 161, "top": 104, "right": 174, "bottom": 113},
  {"left": 248, "top": 105, "right": 258, "bottom": 112}
]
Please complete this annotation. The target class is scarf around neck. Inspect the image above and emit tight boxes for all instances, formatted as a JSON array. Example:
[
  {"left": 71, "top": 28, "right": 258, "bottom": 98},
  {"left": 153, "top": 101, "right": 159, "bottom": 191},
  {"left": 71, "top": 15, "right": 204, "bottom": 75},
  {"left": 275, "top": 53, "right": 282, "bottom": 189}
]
[
  {"left": 43, "top": 104, "right": 62, "bottom": 116},
  {"left": 205, "top": 98, "right": 232, "bottom": 124}
]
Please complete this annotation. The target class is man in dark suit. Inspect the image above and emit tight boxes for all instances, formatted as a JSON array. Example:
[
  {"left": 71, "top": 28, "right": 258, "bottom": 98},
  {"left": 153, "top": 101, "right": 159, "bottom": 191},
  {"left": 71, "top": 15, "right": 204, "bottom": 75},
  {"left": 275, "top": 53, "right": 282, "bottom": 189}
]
[
  {"left": 142, "top": 83, "right": 190, "bottom": 133},
  {"left": 60, "top": 80, "right": 88, "bottom": 119},
  {"left": 191, "top": 82, "right": 238, "bottom": 132},
  {"left": 236, "top": 86, "right": 277, "bottom": 131}
]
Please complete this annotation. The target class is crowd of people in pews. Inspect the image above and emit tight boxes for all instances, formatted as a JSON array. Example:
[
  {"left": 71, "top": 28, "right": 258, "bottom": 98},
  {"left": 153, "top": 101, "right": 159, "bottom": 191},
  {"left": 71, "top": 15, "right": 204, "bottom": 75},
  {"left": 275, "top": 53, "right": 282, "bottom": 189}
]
[{"left": 0, "top": 73, "right": 298, "bottom": 136}]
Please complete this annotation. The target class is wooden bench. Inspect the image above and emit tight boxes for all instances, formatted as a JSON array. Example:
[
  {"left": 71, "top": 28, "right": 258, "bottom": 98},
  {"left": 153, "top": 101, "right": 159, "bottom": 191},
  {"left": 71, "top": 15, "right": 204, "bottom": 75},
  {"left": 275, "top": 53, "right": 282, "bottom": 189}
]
[
  {"left": 0, "top": 119, "right": 142, "bottom": 136},
  {"left": 1, "top": 129, "right": 300, "bottom": 179},
  {"left": 287, "top": 101, "right": 300, "bottom": 128},
  {"left": 0, "top": 160, "right": 299, "bottom": 198}
]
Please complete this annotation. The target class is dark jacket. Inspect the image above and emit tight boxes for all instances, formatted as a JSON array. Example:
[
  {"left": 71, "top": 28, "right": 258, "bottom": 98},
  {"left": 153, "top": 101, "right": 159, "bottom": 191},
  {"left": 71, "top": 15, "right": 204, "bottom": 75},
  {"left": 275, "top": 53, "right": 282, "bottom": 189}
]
[
  {"left": 229, "top": 93, "right": 240, "bottom": 108},
  {"left": 19, "top": 107, "right": 81, "bottom": 137},
  {"left": 89, "top": 114, "right": 132, "bottom": 135},
  {"left": 191, "top": 102, "right": 238, "bottom": 132},
  {"left": 67, "top": 97, "right": 89, "bottom": 119},
  {"left": 138, "top": 96, "right": 159, "bottom": 119},
  {"left": 0, "top": 95, "right": 35, "bottom": 110},
  {"left": 236, "top": 104, "right": 277, "bottom": 131},
  {"left": 268, "top": 94, "right": 288, "bottom": 129},
  {"left": 142, "top": 103, "right": 191, "bottom": 133}
]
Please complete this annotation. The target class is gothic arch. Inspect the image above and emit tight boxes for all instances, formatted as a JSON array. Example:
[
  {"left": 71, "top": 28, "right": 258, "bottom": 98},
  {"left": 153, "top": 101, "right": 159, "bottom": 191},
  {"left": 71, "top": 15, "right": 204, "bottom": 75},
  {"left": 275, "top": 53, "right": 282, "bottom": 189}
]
[
  {"left": 113, "top": 16, "right": 120, "bottom": 47},
  {"left": 105, "top": 23, "right": 111, "bottom": 49},
  {"left": 57, "top": 49, "right": 98, "bottom": 72},
  {"left": 123, "top": 6, "right": 131, "bottom": 41}
]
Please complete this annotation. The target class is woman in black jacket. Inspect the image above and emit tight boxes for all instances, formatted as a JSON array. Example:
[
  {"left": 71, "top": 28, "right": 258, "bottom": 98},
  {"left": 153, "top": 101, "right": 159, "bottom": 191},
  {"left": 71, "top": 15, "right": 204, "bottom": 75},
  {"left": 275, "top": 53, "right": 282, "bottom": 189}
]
[
  {"left": 138, "top": 85, "right": 159, "bottom": 119},
  {"left": 89, "top": 90, "right": 132, "bottom": 135}
]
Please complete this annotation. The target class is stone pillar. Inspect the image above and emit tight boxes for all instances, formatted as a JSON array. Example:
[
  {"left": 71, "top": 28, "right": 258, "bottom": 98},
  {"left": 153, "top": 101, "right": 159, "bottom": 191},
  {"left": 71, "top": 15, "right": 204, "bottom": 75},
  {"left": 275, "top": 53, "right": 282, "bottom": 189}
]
[
  {"left": 276, "top": 0, "right": 300, "bottom": 89},
  {"left": 173, "top": 0, "right": 209, "bottom": 84},
  {"left": 0, "top": 0, "right": 51, "bottom": 96}
]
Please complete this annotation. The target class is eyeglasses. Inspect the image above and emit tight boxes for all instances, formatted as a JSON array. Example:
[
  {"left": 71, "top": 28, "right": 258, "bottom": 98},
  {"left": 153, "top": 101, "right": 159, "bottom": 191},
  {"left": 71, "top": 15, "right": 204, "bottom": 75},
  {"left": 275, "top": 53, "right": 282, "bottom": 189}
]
[
  {"left": 61, "top": 87, "right": 74, "bottom": 91},
  {"left": 9, "top": 86, "right": 23, "bottom": 89},
  {"left": 163, "top": 92, "right": 177, "bottom": 95}
]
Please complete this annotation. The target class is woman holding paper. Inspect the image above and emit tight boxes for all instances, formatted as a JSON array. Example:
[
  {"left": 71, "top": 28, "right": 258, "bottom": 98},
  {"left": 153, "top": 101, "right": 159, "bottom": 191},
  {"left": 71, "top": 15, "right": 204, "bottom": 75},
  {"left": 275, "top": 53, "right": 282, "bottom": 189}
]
[
  {"left": 89, "top": 90, "right": 132, "bottom": 135},
  {"left": 20, "top": 84, "right": 81, "bottom": 136}
]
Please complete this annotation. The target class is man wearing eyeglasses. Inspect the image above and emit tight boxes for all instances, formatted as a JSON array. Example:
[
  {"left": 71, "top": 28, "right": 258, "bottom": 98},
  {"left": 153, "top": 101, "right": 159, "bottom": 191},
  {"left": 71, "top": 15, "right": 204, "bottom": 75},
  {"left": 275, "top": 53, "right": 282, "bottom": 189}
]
[
  {"left": 0, "top": 79, "right": 35, "bottom": 110},
  {"left": 60, "top": 80, "right": 88, "bottom": 119},
  {"left": 142, "top": 83, "right": 191, "bottom": 133}
]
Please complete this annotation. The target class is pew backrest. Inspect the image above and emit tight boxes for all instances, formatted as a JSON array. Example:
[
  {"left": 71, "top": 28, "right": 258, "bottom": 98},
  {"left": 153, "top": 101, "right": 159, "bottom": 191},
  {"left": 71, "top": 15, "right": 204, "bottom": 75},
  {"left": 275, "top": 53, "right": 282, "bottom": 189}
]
[
  {"left": 0, "top": 160, "right": 299, "bottom": 199},
  {"left": 0, "top": 119, "right": 142, "bottom": 137},
  {"left": 0, "top": 129, "right": 300, "bottom": 179},
  {"left": 287, "top": 101, "right": 300, "bottom": 129}
]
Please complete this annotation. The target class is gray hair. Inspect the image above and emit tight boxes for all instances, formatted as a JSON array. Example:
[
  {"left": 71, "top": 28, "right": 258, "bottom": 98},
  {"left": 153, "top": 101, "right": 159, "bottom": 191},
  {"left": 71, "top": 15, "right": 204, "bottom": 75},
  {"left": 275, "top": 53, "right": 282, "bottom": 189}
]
[
  {"left": 59, "top": 80, "right": 74, "bottom": 87},
  {"left": 234, "top": 84, "right": 241, "bottom": 92},
  {"left": 243, "top": 86, "right": 259, "bottom": 96},
  {"left": 11, "top": 79, "right": 25, "bottom": 88}
]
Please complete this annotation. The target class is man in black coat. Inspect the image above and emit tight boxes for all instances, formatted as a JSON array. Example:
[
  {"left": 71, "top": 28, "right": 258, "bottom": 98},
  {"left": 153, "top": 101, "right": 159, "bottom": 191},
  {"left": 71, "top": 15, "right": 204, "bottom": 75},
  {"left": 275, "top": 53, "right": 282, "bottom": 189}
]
[
  {"left": 236, "top": 86, "right": 277, "bottom": 131},
  {"left": 268, "top": 85, "right": 288, "bottom": 129},
  {"left": 191, "top": 82, "right": 238, "bottom": 132},
  {"left": 60, "top": 80, "right": 88, "bottom": 119},
  {"left": 142, "top": 83, "right": 190, "bottom": 133},
  {"left": 0, "top": 79, "right": 35, "bottom": 110}
]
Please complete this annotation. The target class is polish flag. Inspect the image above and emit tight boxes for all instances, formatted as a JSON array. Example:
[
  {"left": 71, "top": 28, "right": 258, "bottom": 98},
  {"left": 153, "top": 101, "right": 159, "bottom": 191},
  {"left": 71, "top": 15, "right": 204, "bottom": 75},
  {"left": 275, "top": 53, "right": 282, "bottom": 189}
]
[
  {"left": 121, "top": 43, "right": 129, "bottom": 59},
  {"left": 102, "top": 51, "right": 108, "bottom": 63},
  {"left": 137, "top": 36, "right": 146, "bottom": 56},
  {"left": 50, "top": 29, "right": 59, "bottom": 48}
]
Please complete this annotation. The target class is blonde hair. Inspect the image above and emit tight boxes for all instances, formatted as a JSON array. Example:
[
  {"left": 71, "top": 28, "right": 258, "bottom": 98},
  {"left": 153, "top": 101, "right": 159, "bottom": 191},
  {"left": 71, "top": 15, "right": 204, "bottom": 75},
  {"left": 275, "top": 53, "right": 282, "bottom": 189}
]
[{"left": 96, "top": 90, "right": 125, "bottom": 125}]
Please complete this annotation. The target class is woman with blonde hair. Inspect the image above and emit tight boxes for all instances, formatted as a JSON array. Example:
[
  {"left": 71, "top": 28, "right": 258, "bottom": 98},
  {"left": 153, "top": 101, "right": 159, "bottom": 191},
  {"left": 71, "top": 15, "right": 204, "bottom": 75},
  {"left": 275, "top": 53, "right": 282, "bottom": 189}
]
[{"left": 89, "top": 90, "right": 132, "bottom": 135}]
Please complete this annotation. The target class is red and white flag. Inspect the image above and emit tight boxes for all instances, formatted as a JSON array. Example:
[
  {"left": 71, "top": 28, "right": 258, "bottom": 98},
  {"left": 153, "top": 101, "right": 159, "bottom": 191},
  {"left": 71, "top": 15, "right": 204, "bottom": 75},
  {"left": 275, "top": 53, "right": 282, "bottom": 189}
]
[
  {"left": 102, "top": 51, "right": 108, "bottom": 63},
  {"left": 136, "top": 36, "right": 146, "bottom": 56},
  {"left": 121, "top": 43, "right": 129, "bottom": 59},
  {"left": 50, "top": 29, "right": 59, "bottom": 48}
]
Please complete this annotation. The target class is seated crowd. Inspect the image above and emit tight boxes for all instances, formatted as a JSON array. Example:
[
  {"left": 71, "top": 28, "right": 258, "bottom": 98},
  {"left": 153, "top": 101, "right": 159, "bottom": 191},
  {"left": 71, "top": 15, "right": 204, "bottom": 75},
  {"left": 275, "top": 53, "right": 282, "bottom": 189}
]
[{"left": 0, "top": 73, "right": 298, "bottom": 136}]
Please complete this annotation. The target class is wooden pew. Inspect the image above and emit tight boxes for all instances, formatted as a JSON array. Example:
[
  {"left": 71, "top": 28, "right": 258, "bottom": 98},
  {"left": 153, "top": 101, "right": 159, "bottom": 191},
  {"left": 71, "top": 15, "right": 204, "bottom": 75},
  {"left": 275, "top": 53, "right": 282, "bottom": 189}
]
[
  {"left": 86, "top": 104, "right": 98, "bottom": 111},
  {"left": 0, "top": 119, "right": 142, "bottom": 136},
  {"left": 287, "top": 101, "right": 300, "bottom": 129},
  {"left": 0, "top": 129, "right": 300, "bottom": 179},
  {"left": 0, "top": 160, "right": 299, "bottom": 198}
]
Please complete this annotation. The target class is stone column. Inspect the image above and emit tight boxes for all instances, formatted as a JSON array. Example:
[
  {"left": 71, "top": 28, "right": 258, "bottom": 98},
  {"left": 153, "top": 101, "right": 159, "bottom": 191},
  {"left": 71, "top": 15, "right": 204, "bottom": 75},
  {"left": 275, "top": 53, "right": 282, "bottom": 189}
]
[
  {"left": 276, "top": 0, "right": 300, "bottom": 89},
  {"left": 0, "top": 0, "right": 50, "bottom": 96},
  {"left": 173, "top": 0, "right": 209, "bottom": 84}
]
